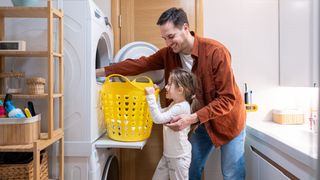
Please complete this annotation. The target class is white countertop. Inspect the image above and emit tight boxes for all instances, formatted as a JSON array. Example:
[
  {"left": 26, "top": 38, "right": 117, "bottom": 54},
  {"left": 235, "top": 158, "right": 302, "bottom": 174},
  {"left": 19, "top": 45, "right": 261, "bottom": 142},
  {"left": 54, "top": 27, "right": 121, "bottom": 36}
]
[{"left": 246, "top": 119, "right": 318, "bottom": 169}]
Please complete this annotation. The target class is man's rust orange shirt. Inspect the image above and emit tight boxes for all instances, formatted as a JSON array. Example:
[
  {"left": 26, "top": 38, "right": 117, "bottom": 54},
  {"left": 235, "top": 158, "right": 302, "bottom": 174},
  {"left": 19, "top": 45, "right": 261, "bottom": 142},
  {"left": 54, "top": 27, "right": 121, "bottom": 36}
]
[{"left": 105, "top": 33, "right": 246, "bottom": 147}]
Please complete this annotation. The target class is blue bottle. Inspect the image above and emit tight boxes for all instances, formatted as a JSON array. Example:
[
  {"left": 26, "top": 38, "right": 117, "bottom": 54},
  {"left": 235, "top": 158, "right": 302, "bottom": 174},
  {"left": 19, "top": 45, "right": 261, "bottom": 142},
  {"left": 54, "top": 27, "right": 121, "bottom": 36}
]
[{"left": 5, "top": 100, "right": 26, "bottom": 118}]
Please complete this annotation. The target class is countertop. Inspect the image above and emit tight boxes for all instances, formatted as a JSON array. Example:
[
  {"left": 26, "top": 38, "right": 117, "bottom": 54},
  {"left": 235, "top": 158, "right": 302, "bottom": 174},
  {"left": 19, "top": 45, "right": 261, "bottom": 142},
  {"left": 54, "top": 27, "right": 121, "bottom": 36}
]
[{"left": 246, "top": 119, "right": 318, "bottom": 169}]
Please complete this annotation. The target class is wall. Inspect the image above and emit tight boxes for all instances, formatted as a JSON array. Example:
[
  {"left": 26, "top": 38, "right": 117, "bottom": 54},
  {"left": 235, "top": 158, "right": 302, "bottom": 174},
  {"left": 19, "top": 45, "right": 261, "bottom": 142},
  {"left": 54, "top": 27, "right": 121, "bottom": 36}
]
[
  {"left": 202, "top": 0, "right": 318, "bottom": 179},
  {"left": 203, "top": 0, "right": 279, "bottom": 121}
]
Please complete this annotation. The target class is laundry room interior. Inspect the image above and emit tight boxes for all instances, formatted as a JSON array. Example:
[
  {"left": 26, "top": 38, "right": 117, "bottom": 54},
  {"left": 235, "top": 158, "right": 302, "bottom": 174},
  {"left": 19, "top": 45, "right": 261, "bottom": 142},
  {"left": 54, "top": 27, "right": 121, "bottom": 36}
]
[{"left": 0, "top": 0, "right": 319, "bottom": 180}]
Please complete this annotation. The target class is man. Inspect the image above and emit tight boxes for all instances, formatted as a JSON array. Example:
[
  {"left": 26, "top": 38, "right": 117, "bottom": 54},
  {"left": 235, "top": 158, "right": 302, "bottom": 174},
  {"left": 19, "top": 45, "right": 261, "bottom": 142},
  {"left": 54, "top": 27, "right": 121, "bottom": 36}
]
[{"left": 96, "top": 7, "right": 246, "bottom": 180}]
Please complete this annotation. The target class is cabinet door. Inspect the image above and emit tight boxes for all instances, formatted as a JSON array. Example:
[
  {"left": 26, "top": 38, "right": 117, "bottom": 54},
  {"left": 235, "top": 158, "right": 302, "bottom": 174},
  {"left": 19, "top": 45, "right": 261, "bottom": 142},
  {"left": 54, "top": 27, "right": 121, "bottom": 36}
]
[
  {"left": 258, "top": 154, "right": 290, "bottom": 180},
  {"left": 279, "top": 0, "right": 317, "bottom": 87},
  {"left": 247, "top": 145, "right": 290, "bottom": 180},
  {"left": 245, "top": 142, "right": 260, "bottom": 180}
]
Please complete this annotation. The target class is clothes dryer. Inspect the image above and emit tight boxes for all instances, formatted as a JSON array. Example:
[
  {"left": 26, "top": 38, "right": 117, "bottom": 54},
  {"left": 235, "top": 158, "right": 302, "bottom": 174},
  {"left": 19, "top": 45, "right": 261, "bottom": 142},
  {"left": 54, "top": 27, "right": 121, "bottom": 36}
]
[{"left": 63, "top": 0, "right": 112, "bottom": 146}]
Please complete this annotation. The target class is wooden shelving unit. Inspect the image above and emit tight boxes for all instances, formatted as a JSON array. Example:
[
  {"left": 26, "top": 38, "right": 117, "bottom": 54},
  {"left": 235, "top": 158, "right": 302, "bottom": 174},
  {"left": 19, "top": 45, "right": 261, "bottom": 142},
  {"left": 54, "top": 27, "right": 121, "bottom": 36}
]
[{"left": 0, "top": 0, "right": 64, "bottom": 179}]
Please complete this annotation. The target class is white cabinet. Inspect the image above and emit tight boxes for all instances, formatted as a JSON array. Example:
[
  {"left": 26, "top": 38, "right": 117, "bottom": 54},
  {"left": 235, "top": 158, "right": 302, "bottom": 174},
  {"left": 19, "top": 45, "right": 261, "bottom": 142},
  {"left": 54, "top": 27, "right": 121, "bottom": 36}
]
[
  {"left": 245, "top": 141, "right": 290, "bottom": 180},
  {"left": 258, "top": 157, "right": 289, "bottom": 180},
  {"left": 245, "top": 130, "right": 317, "bottom": 180},
  {"left": 279, "top": 0, "right": 318, "bottom": 87}
]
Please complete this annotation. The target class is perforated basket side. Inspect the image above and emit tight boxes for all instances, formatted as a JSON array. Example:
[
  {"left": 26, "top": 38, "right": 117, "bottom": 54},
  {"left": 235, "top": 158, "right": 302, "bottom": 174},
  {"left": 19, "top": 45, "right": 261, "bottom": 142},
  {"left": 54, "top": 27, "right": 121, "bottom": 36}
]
[{"left": 100, "top": 74, "right": 156, "bottom": 141}]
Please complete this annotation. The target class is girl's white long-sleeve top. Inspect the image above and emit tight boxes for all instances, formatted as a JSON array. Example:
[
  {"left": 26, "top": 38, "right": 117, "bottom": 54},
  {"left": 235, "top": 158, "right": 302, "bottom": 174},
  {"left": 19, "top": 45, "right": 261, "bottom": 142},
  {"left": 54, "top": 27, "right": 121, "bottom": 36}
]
[{"left": 146, "top": 94, "right": 191, "bottom": 158}]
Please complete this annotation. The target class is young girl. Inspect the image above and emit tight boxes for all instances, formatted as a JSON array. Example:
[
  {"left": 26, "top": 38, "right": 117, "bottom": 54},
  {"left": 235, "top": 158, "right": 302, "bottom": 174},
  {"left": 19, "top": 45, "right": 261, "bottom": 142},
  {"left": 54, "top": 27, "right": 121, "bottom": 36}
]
[{"left": 145, "top": 68, "right": 198, "bottom": 180}]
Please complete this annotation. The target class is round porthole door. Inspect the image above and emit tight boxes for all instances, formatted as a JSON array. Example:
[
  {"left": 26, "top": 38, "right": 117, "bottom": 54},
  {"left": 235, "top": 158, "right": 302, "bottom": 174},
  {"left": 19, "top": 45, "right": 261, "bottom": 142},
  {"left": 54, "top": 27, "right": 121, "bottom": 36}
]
[
  {"left": 113, "top": 41, "right": 164, "bottom": 86},
  {"left": 102, "top": 155, "right": 119, "bottom": 180}
]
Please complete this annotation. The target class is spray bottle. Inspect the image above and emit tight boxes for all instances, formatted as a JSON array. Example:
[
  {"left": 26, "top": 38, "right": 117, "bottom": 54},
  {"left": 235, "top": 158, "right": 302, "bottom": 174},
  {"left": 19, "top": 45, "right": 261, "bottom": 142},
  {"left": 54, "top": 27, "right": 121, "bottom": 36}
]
[{"left": 5, "top": 100, "right": 26, "bottom": 118}]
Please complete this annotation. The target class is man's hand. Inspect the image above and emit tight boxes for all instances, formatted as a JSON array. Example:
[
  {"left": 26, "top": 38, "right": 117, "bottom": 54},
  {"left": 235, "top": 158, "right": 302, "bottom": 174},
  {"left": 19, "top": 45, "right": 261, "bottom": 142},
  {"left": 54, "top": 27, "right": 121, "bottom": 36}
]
[
  {"left": 166, "top": 113, "right": 199, "bottom": 131},
  {"left": 145, "top": 87, "right": 155, "bottom": 95},
  {"left": 96, "top": 68, "right": 106, "bottom": 77}
]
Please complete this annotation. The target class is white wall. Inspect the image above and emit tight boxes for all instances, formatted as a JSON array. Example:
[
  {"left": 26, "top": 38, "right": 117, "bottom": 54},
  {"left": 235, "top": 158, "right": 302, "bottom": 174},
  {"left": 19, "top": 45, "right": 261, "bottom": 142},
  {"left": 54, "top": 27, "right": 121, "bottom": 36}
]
[
  {"left": 202, "top": 0, "right": 318, "bottom": 179},
  {"left": 204, "top": 0, "right": 279, "bottom": 121}
]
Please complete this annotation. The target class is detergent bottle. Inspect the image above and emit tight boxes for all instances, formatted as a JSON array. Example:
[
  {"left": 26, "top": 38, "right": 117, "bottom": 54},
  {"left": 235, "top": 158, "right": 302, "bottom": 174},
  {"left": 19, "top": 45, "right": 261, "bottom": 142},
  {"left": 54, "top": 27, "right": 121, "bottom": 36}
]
[{"left": 5, "top": 100, "right": 26, "bottom": 118}]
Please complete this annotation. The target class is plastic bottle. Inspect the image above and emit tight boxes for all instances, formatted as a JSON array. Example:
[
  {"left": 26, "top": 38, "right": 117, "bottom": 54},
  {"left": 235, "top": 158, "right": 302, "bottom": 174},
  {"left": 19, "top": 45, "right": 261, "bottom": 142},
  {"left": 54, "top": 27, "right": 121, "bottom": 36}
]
[
  {"left": 309, "top": 88, "right": 318, "bottom": 133},
  {"left": 0, "top": 100, "right": 6, "bottom": 118},
  {"left": 5, "top": 100, "right": 26, "bottom": 118}
]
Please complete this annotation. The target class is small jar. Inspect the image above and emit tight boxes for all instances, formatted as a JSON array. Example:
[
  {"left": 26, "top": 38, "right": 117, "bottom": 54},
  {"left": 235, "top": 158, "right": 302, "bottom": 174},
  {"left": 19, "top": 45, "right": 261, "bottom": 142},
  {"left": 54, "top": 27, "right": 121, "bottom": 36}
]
[{"left": 0, "top": 72, "right": 25, "bottom": 94}]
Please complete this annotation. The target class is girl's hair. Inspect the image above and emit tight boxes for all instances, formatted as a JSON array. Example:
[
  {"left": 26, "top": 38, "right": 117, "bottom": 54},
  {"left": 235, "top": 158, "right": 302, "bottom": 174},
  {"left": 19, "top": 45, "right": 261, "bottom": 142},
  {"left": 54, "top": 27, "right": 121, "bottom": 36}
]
[{"left": 170, "top": 68, "right": 199, "bottom": 113}]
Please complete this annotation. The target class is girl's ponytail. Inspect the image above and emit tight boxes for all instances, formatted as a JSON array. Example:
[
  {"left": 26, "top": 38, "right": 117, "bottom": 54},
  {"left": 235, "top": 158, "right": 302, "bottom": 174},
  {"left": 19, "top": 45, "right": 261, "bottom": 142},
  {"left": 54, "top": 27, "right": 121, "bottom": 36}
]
[{"left": 190, "top": 95, "right": 201, "bottom": 113}]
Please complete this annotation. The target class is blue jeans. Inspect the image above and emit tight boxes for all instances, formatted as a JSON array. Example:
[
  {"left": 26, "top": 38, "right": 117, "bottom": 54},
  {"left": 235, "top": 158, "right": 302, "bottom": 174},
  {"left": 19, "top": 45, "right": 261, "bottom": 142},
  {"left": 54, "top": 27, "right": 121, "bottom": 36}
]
[{"left": 189, "top": 125, "right": 246, "bottom": 180}]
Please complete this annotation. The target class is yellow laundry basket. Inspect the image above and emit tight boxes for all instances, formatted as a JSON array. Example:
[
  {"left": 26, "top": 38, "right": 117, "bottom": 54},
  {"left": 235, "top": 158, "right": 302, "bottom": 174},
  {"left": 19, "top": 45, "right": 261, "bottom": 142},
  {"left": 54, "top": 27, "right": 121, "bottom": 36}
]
[{"left": 100, "top": 74, "right": 158, "bottom": 141}]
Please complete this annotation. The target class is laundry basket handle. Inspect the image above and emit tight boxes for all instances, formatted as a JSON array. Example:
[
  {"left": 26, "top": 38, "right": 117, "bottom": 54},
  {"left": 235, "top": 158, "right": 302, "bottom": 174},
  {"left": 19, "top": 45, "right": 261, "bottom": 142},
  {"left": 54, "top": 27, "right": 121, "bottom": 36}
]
[
  {"left": 132, "top": 76, "right": 153, "bottom": 85},
  {"left": 105, "top": 74, "right": 131, "bottom": 83}
]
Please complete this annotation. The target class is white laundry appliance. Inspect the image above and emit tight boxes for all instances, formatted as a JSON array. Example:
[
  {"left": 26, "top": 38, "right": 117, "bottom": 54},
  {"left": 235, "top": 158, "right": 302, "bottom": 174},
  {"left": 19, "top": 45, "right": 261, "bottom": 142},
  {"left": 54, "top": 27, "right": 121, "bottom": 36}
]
[
  {"left": 62, "top": 0, "right": 163, "bottom": 179},
  {"left": 61, "top": 0, "right": 120, "bottom": 179}
]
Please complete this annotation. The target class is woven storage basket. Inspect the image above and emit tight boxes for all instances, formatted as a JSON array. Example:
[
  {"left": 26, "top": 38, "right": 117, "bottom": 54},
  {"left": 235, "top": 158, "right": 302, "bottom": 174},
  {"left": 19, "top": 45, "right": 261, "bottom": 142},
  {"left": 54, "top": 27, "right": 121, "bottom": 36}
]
[
  {"left": 272, "top": 109, "right": 304, "bottom": 124},
  {"left": 0, "top": 115, "right": 41, "bottom": 145},
  {"left": 0, "top": 151, "right": 48, "bottom": 180},
  {"left": 100, "top": 74, "right": 159, "bottom": 142},
  {"left": 26, "top": 77, "right": 45, "bottom": 95}
]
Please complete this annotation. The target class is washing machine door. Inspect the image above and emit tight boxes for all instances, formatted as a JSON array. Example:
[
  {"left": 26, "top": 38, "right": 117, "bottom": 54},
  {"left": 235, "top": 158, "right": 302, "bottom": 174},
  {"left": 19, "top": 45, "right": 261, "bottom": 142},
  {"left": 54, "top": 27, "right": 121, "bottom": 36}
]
[
  {"left": 113, "top": 41, "right": 164, "bottom": 86},
  {"left": 102, "top": 155, "right": 119, "bottom": 180}
]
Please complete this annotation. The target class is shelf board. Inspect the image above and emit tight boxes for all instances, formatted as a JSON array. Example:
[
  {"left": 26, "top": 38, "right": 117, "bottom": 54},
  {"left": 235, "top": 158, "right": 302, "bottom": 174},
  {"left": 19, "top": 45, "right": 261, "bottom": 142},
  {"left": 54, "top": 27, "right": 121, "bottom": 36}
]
[
  {"left": 95, "top": 134, "right": 147, "bottom": 150},
  {"left": 53, "top": 52, "right": 63, "bottom": 57},
  {"left": 0, "top": 51, "right": 62, "bottom": 57},
  {"left": 0, "top": 7, "right": 63, "bottom": 18},
  {"left": 0, "top": 129, "right": 63, "bottom": 152},
  {"left": 38, "top": 129, "right": 64, "bottom": 150},
  {"left": 0, "top": 51, "right": 48, "bottom": 57},
  {"left": 0, "top": 143, "right": 33, "bottom": 152},
  {"left": 0, "top": 93, "right": 62, "bottom": 99},
  {"left": 53, "top": 93, "right": 63, "bottom": 98}
]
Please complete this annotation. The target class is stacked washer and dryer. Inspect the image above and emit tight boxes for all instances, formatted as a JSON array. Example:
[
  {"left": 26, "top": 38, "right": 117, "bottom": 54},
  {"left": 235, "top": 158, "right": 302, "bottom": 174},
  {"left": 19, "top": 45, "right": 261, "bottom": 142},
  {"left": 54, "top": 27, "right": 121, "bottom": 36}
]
[
  {"left": 61, "top": 0, "right": 163, "bottom": 179},
  {"left": 61, "top": 0, "right": 119, "bottom": 179}
]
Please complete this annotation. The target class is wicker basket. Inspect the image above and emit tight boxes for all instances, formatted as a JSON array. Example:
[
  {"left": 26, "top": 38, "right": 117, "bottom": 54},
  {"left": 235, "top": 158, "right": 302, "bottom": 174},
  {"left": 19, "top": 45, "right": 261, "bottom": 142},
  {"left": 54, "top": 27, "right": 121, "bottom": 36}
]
[
  {"left": 272, "top": 109, "right": 304, "bottom": 124},
  {"left": 0, "top": 151, "right": 48, "bottom": 180},
  {"left": 26, "top": 77, "right": 45, "bottom": 95},
  {"left": 0, "top": 115, "right": 41, "bottom": 145}
]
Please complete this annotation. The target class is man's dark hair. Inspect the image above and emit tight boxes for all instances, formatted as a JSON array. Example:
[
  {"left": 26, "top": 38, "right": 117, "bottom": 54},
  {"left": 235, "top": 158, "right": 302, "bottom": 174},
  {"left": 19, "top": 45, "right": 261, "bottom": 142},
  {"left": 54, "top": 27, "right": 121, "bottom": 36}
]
[{"left": 157, "top": 7, "right": 189, "bottom": 28}]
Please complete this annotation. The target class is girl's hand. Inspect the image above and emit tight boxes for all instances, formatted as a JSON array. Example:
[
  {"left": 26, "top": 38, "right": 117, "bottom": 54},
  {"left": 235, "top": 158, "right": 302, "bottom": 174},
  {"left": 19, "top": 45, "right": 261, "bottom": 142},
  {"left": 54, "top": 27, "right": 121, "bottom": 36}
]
[
  {"left": 145, "top": 87, "right": 155, "bottom": 95},
  {"left": 153, "top": 84, "right": 159, "bottom": 89}
]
